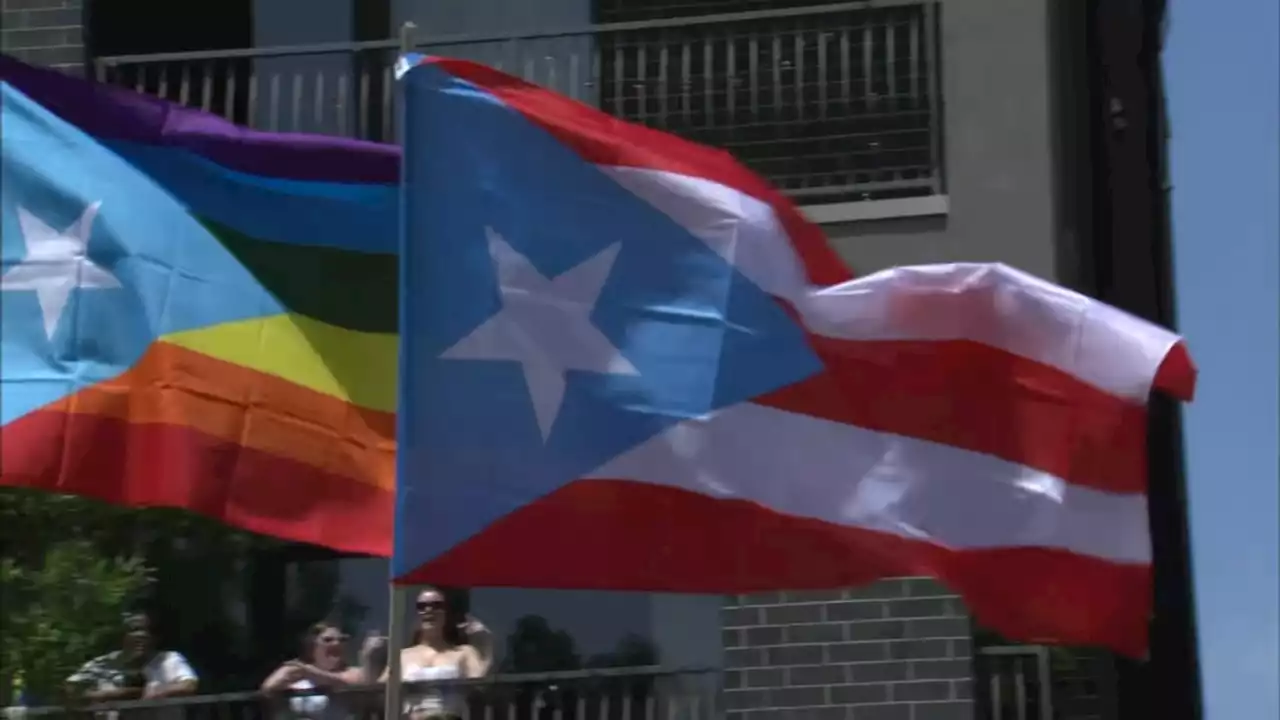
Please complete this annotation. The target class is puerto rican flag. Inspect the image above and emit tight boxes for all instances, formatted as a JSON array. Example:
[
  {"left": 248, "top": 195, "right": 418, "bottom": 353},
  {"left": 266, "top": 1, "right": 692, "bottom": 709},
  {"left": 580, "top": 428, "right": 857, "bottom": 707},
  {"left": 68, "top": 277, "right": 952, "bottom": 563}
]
[{"left": 392, "top": 55, "right": 1196, "bottom": 657}]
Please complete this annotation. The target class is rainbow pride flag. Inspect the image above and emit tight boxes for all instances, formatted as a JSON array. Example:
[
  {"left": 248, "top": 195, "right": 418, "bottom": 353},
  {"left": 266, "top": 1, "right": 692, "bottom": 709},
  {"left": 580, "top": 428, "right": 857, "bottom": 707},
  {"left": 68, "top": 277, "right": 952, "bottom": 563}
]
[{"left": 0, "top": 56, "right": 399, "bottom": 555}]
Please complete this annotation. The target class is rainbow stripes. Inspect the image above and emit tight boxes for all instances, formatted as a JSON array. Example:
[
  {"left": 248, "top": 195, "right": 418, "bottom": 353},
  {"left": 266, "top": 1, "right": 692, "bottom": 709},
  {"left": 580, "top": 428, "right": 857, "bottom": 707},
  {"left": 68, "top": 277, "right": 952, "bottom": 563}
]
[{"left": 0, "top": 56, "right": 400, "bottom": 555}]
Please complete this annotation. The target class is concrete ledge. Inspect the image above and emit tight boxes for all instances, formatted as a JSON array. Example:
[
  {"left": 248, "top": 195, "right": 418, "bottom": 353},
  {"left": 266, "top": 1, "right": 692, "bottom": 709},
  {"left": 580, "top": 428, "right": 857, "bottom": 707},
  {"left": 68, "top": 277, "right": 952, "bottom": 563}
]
[{"left": 800, "top": 195, "right": 950, "bottom": 224}]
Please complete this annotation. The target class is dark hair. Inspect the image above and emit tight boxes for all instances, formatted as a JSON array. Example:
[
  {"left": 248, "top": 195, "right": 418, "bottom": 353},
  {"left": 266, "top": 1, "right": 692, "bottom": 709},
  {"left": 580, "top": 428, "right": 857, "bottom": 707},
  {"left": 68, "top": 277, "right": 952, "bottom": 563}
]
[
  {"left": 299, "top": 622, "right": 344, "bottom": 664},
  {"left": 123, "top": 611, "right": 145, "bottom": 623},
  {"left": 120, "top": 612, "right": 157, "bottom": 669},
  {"left": 123, "top": 607, "right": 166, "bottom": 642},
  {"left": 121, "top": 612, "right": 156, "bottom": 645},
  {"left": 410, "top": 587, "right": 465, "bottom": 647}
]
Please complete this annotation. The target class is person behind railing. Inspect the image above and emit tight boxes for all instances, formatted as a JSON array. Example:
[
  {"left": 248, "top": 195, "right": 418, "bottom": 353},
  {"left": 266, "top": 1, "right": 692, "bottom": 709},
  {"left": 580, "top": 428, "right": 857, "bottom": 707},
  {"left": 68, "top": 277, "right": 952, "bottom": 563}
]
[
  {"left": 377, "top": 587, "right": 493, "bottom": 720},
  {"left": 261, "top": 622, "right": 382, "bottom": 720},
  {"left": 65, "top": 612, "right": 198, "bottom": 719}
]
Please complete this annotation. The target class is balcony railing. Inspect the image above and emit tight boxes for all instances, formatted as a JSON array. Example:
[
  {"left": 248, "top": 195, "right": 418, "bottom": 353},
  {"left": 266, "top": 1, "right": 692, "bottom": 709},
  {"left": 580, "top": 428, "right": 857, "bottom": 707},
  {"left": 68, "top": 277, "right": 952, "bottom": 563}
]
[
  {"left": 92, "top": 1, "right": 942, "bottom": 205},
  {"left": 7, "top": 666, "right": 717, "bottom": 720}
]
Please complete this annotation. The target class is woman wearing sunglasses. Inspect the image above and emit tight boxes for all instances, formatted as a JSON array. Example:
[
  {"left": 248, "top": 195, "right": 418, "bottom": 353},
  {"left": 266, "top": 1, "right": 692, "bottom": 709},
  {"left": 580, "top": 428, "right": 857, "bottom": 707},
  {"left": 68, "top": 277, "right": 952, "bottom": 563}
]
[
  {"left": 379, "top": 587, "right": 493, "bottom": 720},
  {"left": 261, "top": 622, "right": 382, "bottom": 720}
]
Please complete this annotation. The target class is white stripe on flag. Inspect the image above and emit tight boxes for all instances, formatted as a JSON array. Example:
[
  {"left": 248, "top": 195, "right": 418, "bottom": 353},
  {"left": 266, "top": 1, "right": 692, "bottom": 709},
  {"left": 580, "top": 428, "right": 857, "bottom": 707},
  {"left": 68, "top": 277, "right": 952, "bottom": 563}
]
[{"left": 585, "top": 400, "right": 1150, "bottom": 564}]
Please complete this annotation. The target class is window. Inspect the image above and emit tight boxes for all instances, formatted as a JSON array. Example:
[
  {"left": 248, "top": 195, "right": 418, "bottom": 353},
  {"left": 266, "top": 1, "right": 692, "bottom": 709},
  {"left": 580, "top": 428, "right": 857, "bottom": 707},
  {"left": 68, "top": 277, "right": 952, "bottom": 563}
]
[{"left": 596, "top": 0, "right": 944, "bottom": 202}]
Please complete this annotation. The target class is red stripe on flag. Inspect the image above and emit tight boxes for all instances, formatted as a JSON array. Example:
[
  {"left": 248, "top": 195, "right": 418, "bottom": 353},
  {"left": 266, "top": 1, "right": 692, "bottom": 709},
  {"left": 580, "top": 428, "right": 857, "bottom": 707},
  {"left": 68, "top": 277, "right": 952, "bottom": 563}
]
[
  {"left": 1153, "top": 341, "right": 1197, "bottom": 401},
  {"left": 405, "top": 477, "right": 1150, "bottom": 657},
  {"left": 1, "top": 410, "right": 395, "bottom": 557},
  {"left": 755, "top": 334, "right": 1151, "bottom": 494}
]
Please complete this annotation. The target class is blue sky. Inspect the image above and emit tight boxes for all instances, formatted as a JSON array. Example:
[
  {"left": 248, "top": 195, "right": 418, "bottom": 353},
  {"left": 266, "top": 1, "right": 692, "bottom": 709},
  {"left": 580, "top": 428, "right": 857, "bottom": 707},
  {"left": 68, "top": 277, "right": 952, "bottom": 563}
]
[{"left": 1165, "top": 0, "right": 1279, "bottom": 717}]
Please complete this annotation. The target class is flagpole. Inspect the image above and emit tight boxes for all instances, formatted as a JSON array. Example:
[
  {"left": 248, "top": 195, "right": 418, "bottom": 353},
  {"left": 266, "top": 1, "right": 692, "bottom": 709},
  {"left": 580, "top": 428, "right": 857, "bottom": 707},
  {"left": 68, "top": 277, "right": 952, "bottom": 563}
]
[
  {"left": 382, "top": 586, "right": 408, "bottom": 720},
  {"left": 384, "top": 21, "right": 417, "bottom": 720}
]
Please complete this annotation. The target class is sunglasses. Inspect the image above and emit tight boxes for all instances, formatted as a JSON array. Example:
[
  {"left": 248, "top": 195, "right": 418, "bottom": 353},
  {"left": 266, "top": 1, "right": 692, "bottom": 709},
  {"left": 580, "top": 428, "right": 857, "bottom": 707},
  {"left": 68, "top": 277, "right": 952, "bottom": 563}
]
[{"left": 415, "top": 599, "right": 446, "bottom": 612}]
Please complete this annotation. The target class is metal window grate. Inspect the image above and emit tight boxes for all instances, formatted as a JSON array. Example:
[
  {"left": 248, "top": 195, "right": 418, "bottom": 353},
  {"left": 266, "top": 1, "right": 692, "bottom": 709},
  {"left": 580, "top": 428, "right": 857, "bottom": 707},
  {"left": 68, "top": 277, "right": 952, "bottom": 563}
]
[
  {"left": 976, "top": 646, "right": 1055, "bottom": 720},
  {"left": 597, "top": 2, "right": 942, "bottom": 201}
]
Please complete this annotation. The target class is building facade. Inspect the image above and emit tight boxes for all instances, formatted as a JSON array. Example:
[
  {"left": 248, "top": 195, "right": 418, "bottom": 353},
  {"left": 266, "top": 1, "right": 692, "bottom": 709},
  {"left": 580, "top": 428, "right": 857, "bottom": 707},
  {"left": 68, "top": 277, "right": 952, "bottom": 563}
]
[
  {"left": 1, "top": 0, "right": 84, "bottom": 71},
  {"left": 3, "top": 0, "right": 1189, "bottom": 718}
]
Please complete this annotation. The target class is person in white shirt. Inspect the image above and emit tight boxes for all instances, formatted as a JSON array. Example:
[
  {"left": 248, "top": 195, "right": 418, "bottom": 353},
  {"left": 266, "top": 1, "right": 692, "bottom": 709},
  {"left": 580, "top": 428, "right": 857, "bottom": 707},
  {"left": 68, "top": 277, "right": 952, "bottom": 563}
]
[{"left": 65, "top": 612, "right": 199, "bottom": 704}]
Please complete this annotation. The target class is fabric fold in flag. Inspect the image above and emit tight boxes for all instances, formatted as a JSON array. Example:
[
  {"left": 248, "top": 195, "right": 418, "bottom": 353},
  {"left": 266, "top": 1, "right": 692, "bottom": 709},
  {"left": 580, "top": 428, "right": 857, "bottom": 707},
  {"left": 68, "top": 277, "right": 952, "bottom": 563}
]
[
  {"left": 392, "top": 54, "right": 1197, "bottom": 658},
  {"left": 0, "top": 56, "right": 399, "bottom": 556}
]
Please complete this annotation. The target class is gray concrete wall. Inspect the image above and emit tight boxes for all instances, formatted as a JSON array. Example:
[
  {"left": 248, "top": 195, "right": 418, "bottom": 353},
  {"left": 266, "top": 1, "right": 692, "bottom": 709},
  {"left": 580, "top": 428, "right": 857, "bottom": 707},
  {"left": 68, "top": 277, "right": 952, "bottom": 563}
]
[
  {"left": 826, "top": 0, "right": 1069, "bottom": 284},
  {"left": 0, "top": 0, "right": 84, "bottom": 73}
]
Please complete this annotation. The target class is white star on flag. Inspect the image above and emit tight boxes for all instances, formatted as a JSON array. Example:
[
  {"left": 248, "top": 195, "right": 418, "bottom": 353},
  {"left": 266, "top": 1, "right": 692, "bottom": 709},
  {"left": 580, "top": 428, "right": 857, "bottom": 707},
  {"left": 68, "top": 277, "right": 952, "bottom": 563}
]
[
  {"left": 1, "top": 201, "right": 122, "bottom": 340},
  {"left": 440, "top": 227, "right": 640, "bottom": 440}
]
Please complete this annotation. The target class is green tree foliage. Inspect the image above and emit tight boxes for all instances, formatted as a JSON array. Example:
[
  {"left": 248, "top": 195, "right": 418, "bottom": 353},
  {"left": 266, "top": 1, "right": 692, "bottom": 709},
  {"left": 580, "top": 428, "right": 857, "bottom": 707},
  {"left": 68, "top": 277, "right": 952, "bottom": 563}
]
[
  {"left": 0, "top": 488, "right": 152, "bottom": 703},
  {"left": 0, "top": 487, "right": 344, "bottom": 700},
  {"left": 0, "top": 539, "right": 152, "bottom": 704}
]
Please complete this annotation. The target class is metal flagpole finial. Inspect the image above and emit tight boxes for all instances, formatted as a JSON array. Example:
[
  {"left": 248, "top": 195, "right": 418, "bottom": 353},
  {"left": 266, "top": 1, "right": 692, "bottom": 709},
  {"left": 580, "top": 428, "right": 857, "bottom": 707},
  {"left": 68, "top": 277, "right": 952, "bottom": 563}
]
[{"left": 399, "top": 22, "right": 418, "bottom": 54}]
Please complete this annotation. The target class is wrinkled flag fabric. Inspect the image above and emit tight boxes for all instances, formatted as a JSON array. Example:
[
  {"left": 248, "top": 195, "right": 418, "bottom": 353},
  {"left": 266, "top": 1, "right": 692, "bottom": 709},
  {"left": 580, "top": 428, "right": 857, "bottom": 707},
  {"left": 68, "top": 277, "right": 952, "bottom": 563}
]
[
  {"left": 392, "top": 55, "right": 1197, "bottom": 658},
  {"left": 0, "top": 56, "right": 399, "bottom": 555}
]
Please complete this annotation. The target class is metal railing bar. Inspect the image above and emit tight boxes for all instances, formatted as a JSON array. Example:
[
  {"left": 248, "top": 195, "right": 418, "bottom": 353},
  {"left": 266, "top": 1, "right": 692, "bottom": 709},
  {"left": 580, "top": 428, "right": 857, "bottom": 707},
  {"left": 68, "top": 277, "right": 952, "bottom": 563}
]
[
  {"left": 784, "top": 178, "right": 934, "bottom": 197},
  {"left": 1033, "top": 646, "right": 1054, "bottom": 720},
  {"left": 14, "top": 665, "right": 718, "bottom": 715},
  {"left": 96, "top": 39, "right": 397, "bottom": 67}
]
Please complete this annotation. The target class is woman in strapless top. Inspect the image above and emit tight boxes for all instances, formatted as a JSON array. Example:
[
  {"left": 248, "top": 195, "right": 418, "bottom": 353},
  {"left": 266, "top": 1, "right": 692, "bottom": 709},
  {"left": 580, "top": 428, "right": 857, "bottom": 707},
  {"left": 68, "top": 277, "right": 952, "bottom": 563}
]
[{"left": 378, "top": 586, "right": 493, "bottom": 720}]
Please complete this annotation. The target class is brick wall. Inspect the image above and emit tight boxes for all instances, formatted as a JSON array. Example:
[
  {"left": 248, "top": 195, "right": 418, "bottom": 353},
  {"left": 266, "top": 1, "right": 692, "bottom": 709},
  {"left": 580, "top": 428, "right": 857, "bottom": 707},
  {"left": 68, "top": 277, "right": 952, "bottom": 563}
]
[
  {"left": 1, "top": 0, "right": 84, "bottom": 72},
  {"left": 723, "top": 579, "right": 976, "bottom": 720}
]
